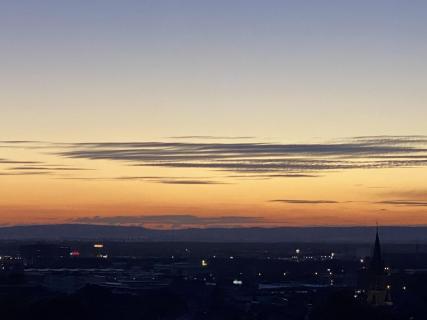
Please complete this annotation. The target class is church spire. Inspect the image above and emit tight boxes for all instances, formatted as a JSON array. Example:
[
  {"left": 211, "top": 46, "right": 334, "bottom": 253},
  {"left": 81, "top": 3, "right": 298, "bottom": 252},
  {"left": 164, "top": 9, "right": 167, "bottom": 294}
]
[
  {"left": 366, "top": 225, "right": 392, "bottom": 306},
  {"left": 370, "top": 225, "right": 384, "bottom": 275}
]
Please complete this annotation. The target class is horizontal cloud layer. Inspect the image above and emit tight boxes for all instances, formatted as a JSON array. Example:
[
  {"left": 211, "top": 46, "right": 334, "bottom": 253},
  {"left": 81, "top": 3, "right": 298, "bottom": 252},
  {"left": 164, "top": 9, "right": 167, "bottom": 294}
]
[
  {"left": 72, "top": 214, "right": 265, "bottom": 227},
  {"left": 55, "top": 136, "right": 427, "bottom": 176},
  {"left": 58, "top": 176, "right": 225, "bottom": 185},
  {"left": 168, "top": 136, "right": 255, "bottom": 140},
  {"left": 2, "top": 136, "right": 427, "bottom": 181},
  {"left": 0, "top": 158, "right": 41, "bottom": 164},
  {"left": 376, "top": 200, "right": 427, "bottom": 207},
  {"left": 270, "top": 199, "right": 339, "bottom": 204}
]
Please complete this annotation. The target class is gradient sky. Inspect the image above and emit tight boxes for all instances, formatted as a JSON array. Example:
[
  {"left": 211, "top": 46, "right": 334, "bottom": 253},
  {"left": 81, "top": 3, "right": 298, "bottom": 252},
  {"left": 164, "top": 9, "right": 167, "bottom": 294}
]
[{"left": 1, "top": 1, "right": 427, "bottom": 227}]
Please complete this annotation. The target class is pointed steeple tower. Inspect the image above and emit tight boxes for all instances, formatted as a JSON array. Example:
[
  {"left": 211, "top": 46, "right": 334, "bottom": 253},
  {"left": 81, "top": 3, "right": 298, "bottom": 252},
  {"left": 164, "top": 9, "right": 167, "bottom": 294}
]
[
  {"left": 366, "top": 225, "right": 392, "bottom": 306},
  {"left": 370, "top": 225, "right": 384, "bottom": 276}
]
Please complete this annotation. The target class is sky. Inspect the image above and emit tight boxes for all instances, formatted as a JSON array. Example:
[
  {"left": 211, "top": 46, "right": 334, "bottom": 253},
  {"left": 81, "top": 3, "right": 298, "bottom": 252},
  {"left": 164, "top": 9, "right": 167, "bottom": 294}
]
[{"left": 1, "top": 1, "right": 427, "bottom": 228}]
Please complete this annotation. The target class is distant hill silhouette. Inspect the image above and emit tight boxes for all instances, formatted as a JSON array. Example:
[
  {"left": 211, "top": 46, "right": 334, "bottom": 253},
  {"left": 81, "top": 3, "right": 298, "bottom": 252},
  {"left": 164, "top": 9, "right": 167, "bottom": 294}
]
[{"left": 0, "top": 224, "right": 427, "bottom": 242}]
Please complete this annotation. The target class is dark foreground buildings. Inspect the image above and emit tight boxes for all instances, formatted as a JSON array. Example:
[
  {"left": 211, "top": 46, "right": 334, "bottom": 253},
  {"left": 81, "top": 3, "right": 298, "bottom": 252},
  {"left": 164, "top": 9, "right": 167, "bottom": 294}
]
[{"left": 0, "top": 233, "right": 426, "bottom": 319}]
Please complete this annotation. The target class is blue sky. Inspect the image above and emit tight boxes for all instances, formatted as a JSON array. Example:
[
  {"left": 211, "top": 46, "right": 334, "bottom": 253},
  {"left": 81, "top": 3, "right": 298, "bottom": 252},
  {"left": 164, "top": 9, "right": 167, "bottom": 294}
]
[{"left": 1, "top": 0, "right": 426, "bottom": 141}]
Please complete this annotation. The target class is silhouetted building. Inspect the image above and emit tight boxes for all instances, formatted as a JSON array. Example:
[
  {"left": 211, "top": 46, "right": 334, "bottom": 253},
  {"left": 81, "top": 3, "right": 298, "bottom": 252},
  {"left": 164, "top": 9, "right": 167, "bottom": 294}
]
[
  {"left": 20, "top": 244, "right": 70, "bottom": 266},
  {"left": 0, "top": 256, "right": 24, "bottom": 279},
  {"left": 366, "top": 227, "right": 392, "bottom": 306}
]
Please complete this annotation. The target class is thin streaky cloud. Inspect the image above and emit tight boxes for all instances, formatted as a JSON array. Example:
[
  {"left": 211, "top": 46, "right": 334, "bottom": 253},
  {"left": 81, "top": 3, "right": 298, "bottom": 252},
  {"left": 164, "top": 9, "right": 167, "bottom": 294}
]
[
  {"left": 168, "top": 136, "right": 255, "bottom": 140},
  {"left": 8, "top": 166, "right": 92, "bottom": 171},
  {"left": 0, "top": 159, "right": 42, "bottom": 164},
  {"left": 227, "top": 173, "right": 320, "bottom": 179},
  {"left": 0, "top": 171, "right": 52, "bottom": 176},
  {"left": 56, "top": 176, "right": 224, "bottom": 185},
  {"left": 154, "top": 179, "right": 227, "bottom": 185},
  {"left": 270, "top": 199, "right": 340, "bottom": 204},
  {"left": 375, "top": 200, "right": 427, "bottom": 207},
  {"left": 0, "top": 141, "right": 41, "bottom": 144}
]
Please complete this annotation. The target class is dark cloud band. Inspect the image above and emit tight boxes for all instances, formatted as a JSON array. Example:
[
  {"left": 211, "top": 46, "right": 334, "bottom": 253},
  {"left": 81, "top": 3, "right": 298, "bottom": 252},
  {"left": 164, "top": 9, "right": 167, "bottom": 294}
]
[
  {"left": 55, "top": 136, "right": 427, "bottom": 176},
  {"left": 72, "top": 214, "right": 265, "bottom": 227}
]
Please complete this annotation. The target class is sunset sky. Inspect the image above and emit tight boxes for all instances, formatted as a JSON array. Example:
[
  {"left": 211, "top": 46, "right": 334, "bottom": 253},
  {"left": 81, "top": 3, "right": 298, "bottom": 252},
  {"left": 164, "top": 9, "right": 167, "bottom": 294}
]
[{"left": 1, "top": 1, "right": 426, "bottom": 228}]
